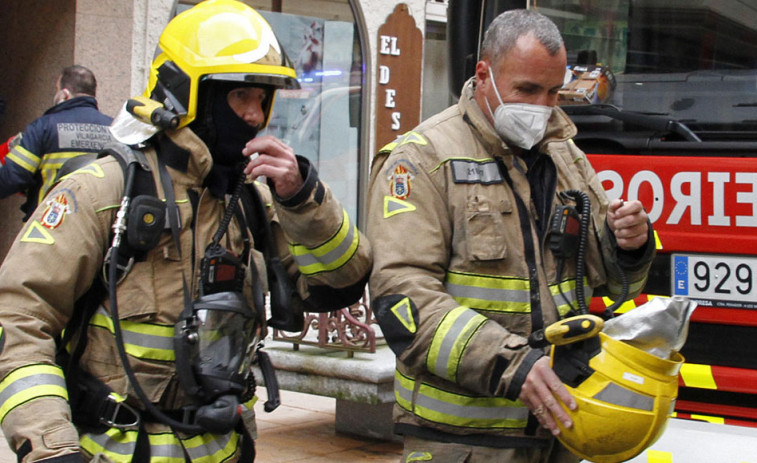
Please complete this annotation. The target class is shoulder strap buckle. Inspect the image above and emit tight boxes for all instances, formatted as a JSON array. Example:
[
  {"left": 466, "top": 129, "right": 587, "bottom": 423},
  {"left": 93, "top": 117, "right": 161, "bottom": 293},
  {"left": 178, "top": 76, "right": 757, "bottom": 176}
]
[
  {"left": 99, "top": 392, "right": 141, "bottom": 430},
  {"left": 102, "top": 247, "right": 134, "bottom": 285}
]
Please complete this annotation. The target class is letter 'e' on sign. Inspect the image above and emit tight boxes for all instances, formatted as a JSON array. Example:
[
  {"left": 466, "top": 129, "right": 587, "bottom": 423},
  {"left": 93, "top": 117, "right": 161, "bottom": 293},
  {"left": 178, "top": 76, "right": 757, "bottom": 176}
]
[{"left": 376, "top": 4, "right": 422, "bottom": 151}]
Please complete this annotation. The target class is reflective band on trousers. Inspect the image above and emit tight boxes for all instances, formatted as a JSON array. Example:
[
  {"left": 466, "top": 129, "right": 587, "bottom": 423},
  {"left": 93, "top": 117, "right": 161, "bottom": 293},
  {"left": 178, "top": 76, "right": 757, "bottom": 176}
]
[
  {"left": 0, "top": 364, "right": 68, "bottom": 423},
  {"left": 427, "top": 306, "right": 487, "bottom": 383},
  {"left": 289, "top": 209, "right": 359, "bottom": 275},
  {"left": 395, "top": 370, "right": 528, "bottom": 429},
  {"left": 91, "top": 306, "right": 175, "bottom": 361},
  {"left": 80, "top": 426, "right": 240, "bottom": 463},
  {"left": 445, "top": 270, "right": 592, "bottom": 315}
]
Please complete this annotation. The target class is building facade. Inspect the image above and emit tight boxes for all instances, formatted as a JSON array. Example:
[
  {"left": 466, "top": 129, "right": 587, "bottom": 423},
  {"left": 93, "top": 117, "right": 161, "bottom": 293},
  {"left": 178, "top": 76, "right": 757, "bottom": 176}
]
[{"left": 0, "top": 0, "right": 450, "bottom": 262}]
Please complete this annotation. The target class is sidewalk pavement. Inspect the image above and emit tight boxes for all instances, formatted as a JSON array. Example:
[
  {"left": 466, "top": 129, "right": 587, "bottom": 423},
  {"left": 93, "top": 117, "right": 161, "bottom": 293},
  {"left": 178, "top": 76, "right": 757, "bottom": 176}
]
[
  {"left": 256, "top": 389, "right": 402, "bottom": 462},
  {"left": 0, "top": 390, "right": 403, "bottom": 462},
  {"left": 0, "top": 424, "right": 10, "bottom": 460}
]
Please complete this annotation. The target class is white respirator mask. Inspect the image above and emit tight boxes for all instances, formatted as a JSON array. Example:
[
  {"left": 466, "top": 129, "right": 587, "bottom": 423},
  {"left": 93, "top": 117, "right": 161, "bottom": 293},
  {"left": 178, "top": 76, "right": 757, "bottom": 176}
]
[{"left": 485, "top": 66, "right": 553, "bottom": 149}]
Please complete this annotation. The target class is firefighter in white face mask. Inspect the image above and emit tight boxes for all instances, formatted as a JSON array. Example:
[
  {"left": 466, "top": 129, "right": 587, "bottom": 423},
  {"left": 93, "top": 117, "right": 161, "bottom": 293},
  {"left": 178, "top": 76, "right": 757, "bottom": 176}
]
[{"left": 366, "top": 8, "right": 655, "bottom": 463}]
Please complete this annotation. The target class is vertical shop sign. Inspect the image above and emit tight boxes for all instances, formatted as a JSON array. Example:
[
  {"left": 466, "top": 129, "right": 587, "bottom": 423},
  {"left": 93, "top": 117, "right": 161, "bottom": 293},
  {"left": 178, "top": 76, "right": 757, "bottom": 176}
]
[{"left": 375, "top": 4, "right": 422, "bottom": 150}]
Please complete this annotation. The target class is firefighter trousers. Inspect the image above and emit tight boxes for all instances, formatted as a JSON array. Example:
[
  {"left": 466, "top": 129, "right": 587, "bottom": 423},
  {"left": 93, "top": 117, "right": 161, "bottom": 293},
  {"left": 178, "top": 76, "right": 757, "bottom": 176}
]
[{"left": 401, "top": 435, "right": 580, "bottom": 463}]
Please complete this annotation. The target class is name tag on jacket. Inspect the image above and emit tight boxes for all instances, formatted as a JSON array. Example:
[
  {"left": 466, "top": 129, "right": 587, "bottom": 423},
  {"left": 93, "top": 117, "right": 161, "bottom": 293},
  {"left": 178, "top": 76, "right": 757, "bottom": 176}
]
[{"left": 450, "top": 160, "right": 503, "bottom": 184}]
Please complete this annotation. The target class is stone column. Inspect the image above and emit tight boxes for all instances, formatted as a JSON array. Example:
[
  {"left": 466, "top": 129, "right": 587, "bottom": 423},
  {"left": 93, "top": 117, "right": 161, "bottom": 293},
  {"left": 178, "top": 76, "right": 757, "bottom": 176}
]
[{"left": 0, "top": 0, "right": 175, "bottom": 263}]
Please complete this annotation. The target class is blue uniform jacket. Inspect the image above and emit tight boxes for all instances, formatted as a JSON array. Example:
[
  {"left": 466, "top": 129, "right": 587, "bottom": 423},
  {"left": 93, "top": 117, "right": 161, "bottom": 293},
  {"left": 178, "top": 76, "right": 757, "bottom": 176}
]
[{"left": 0, "top": 96, "right": 113, "bottom": 219}]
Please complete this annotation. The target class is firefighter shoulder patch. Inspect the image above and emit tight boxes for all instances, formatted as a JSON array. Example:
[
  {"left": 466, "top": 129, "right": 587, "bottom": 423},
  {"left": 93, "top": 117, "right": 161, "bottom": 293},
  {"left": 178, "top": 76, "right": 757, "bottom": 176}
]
[
  {"left": 39, "top": 192, "right": 72, "bottom": 230},
  {"left": 21, "top": 188, "right": 78, "bottom": 244},
  {"left": 20, "top": 221, "right": 55, "bottom": 245},
  {"left": 384, "top": 196, "right": 416, "bottom": 219},
  {"left": 385, "top": 159, "right": 419, "bottom": 200}
]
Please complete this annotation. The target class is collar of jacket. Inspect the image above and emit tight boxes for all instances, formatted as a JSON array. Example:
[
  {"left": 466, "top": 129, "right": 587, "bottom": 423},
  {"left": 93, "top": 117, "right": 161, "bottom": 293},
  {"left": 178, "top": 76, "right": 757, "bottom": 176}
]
[
  {"left": 458, "top": 78, "right": 578, "bottom": 154},
  {"left": 44, "top": 95, "right": 99, "bottom": 116},
  {"left": 153, "top": 126, "right": 214, "bottom": 189}
]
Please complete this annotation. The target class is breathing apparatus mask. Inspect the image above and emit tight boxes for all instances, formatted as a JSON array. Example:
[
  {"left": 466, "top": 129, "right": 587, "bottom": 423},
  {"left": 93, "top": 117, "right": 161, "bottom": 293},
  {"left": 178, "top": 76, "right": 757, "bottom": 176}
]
[
  {"left": 174, "top": 291, "right": 261, "bottom": 434},
  {"left": 485, "top": 66, "right": 552, "bottom": 150},
  {"left": 172, "top": 163, "right": 268, "bottom": 434}
]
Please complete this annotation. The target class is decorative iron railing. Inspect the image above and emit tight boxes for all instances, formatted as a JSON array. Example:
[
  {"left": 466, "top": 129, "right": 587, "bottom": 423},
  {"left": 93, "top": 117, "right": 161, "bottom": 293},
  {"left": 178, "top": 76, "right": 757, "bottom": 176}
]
[{"left": 272, "top": 289, "right": 382, "bottom": 356}]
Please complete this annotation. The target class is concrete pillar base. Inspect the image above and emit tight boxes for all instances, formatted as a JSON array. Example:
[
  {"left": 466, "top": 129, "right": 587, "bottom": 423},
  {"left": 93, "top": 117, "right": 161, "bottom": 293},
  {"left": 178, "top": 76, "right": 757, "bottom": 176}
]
[{"left": 335, "top": 399, "right": 400, "bottom": 442}]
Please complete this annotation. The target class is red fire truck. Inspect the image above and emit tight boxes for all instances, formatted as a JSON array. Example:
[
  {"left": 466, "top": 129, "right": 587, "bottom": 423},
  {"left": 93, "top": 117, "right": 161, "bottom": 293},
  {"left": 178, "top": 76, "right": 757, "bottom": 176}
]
[{"left": 448, "top": 1, "right": 757, "bottom": 460}]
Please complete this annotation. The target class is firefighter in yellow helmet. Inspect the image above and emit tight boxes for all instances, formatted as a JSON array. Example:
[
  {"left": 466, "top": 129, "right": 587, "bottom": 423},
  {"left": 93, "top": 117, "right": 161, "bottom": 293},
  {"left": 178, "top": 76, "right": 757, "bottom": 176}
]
[{"left": 0, "top": 1, "right": 371, "bottom": 461}]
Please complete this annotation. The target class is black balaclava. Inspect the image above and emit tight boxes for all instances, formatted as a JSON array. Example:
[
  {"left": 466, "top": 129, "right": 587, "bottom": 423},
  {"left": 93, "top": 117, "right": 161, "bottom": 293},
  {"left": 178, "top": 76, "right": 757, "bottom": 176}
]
[
  {"left": 192, "top": 81, "right": 264, "bottom": 166},
  {"left": 212, "top": 81, "right": 264, "bottom": 166},
  {"left": 190, "top": 81, "right": 268, "bottom": 195}
]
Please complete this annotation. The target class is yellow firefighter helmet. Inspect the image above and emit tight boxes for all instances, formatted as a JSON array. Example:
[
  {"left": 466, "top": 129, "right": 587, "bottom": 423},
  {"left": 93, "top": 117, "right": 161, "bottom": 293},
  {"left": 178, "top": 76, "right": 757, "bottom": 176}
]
[
  {"left": 550, "top": 331, "right": 684, "bottom": 463},
  {"left": 144, "top": 0, "right": 298, "bottom": 129}
]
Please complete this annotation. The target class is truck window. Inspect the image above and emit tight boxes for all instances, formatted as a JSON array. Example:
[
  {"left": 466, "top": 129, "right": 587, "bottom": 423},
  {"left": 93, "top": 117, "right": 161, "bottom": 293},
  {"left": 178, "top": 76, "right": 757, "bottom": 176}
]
[{"left": 536, "top": 0, "right": 757, "bottom": 138}]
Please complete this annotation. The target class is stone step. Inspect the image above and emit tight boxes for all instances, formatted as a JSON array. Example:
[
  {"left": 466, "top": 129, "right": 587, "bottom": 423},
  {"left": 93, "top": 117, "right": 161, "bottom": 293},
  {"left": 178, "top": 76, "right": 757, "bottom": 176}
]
[{"left": 253, "top": 340, "right": 399, "bottom": 441}]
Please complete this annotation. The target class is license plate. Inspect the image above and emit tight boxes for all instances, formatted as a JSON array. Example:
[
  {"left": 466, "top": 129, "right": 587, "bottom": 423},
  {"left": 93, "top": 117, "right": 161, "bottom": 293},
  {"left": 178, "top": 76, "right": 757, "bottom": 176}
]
[{"left": 672, "top": 254, "right": 757, "bottom": 309}]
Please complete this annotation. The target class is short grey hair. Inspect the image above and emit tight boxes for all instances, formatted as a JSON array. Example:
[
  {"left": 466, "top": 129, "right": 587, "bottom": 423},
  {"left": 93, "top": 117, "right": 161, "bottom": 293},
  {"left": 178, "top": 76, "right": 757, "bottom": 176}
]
[{"left": 481, "top": 9, "right": 564, "bottom": 64}]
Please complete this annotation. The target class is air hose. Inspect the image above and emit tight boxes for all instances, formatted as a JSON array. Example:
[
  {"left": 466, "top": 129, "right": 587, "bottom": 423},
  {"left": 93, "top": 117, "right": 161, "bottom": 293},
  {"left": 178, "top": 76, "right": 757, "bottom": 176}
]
[
  {"left": 106, "top": 160, "right": 206, "bottom": 434},
  {"left": 559, "top": 190, "right": 628, "bottom": 319}
]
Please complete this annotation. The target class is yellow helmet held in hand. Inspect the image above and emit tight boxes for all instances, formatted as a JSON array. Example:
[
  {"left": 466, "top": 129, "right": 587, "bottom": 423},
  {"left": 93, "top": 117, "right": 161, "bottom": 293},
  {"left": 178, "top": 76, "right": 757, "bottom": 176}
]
[
  {"left": 550, "top": 331, "right": 683, "bottom": 463},
  {"left": 145, "top": 0, "right": 299, "bottom": 129}
]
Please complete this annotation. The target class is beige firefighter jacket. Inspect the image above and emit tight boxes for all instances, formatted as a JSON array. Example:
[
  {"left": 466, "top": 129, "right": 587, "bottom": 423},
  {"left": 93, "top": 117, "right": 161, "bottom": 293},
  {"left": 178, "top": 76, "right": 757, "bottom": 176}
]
[
  {"left": 0, "top": 126, "right": 371, "bottom": 462},
  {"left": 366, "top": 79, "right": 654, "bottom": 449}
]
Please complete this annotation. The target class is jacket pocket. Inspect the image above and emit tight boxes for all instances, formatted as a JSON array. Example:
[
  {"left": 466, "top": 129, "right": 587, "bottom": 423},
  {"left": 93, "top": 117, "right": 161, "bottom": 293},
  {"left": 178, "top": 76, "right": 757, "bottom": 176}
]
[
  {"left": 464, "top": 194, "right": 512, "bottom": 261},
  {"left": 112, "top": 258, "right": 159, "bottom": 320}
]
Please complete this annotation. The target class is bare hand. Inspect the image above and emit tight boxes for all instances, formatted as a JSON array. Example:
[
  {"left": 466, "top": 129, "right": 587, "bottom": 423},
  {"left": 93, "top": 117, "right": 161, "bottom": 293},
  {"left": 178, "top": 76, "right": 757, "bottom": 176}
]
[
  {"left": 242, "top": 135, "right": 303, "bottom": 199},
  {"left": 519, "top": 356, "right": 576, "bottom": 436},
  {"left": 607, "top": 199, "right": 649, "bottom": 251}
]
